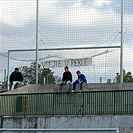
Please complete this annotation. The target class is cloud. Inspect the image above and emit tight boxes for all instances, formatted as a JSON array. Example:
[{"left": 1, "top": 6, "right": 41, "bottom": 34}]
[
  {"left": 1, "top": 0, "right": 131, "bottom": 28},
  {"left": 123, "top": 15, "right": 132, "bottom": 33},
  {"left": 94, "top": 0, "right": 112, "bottom": 6},
  {"left": 0, "top": 0, "right": 132, "bottom": 82},
  {"left": 1, "top": 0, "right": 114, "bottom": 28},
  {"left": 39, "top": 0, "right": 120, "bottom": 27},
  {"left": 1, "top": 0, "right": 36, "bottom": 26},
  {"left": 123, "top": 46, "right": 133, "bottom": 71},
  {"left": 1, "top": 0, "right": 131, "bottom": 51}
]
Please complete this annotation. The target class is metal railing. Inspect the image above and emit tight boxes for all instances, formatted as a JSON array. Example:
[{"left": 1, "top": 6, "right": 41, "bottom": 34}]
[
  {"left": 0, "top": 90, "right": 133, "bottom": 116},
  {"left": 0, "top": 128, "right": 119, "bottom": 133}
]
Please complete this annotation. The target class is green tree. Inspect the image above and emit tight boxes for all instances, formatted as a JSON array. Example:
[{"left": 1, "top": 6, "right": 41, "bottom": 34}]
[
  {"left": 20, "top": 62, "right": 55, "bottom": 84},
  {"left": 115, "top": 69, "right": 133, "bottom": 83},
  {"left": 107, "top": 79, "right": 112, "bottom": 83}
]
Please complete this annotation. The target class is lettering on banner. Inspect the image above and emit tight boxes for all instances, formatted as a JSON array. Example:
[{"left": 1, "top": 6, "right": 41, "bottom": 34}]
[{"left": 42, "top": 58, "right": 92, "bottom": 68}]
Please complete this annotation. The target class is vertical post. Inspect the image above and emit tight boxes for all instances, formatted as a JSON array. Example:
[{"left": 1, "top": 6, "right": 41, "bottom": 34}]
[
  {"left": 4, "top": 69, "right": 6, "bottom": 83},
  {"left": 132, "top": 91, "right": 133, "bottom": 114},
  {"left": 116, "top": 128, "right": 120, "bottom": 133},
  {"left": 114, "top": 91, "right": 116, "bottom": 115},
  {"left": 100, "top": 77, "right": 102, "bottom": 83},
  {"left": 82, "top": 92, "right": 84, "bottom": 116},
  {"left": 36, "top": 0, "right": 39, "bottom": 93},
  {"left": 47, "top": 74, "right": 49, "bottom": 84},
  {"left": 43, "top": 77, "right": 46, "bottom": 84},
  {"left": 120, "top": 0, "right": 123, "bottom": 83},
  {"left": 24, "top": 95, "right": 26, "bottom": 117},
  {"left": 52, "top": 93, "right": 55, "bottom": 116},
  {"left": 7, "top": 50, "right": 10, "bottom": 90}
]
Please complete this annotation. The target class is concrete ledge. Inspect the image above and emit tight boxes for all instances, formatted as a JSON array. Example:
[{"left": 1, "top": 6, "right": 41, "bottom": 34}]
[{"left": 1, "top": 83, "right": 133, "bottom": 94}]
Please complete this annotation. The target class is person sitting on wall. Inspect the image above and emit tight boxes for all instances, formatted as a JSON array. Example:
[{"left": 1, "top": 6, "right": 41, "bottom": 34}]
[
  {"left": 10, "top": 67, "right": 23, "bottom": 90},
  {"left": 57, "top": 66, "right": 72, "bottom": 92},
  {"left": 72, "top": 70, "right": 87, "bottom": 92}
]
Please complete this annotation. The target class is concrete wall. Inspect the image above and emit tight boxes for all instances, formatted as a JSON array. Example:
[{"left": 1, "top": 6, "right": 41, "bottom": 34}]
[
  {"left": 1, "top": 83, "right": 133, "bottom": 94},
  {"left": 0, "top": 84, "right": 133, "bottom": 133},
  {"left": 0, "top": 116, "right": 133, "bottom": 133}
]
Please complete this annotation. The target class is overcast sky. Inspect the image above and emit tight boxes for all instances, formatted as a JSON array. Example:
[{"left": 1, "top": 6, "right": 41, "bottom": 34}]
[{"left": 0, "top": 0, "right": 132, "bottom": 82}]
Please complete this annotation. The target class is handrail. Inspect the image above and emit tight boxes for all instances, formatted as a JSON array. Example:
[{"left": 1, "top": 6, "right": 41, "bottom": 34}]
[{"left": 0, "top": 90, "right": 132, "bottom": 116}]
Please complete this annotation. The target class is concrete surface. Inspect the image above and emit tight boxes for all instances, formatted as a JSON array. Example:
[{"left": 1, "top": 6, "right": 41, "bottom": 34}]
[
  {"left": 1, "top": 83, "right": 133, "bottom": 94},
  {"left": 0, "top": 84, "right": 133, "bottom": 133},
  {"left": 0, "top": 116, "right": 133, "bottom": 133}
]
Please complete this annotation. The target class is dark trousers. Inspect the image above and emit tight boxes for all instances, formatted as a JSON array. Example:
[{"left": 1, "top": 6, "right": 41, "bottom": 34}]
[{"left": 72, "top": 81, "right": 84, "bottom": 90}]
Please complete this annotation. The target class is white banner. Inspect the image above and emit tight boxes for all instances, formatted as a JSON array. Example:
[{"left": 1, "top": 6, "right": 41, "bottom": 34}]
[{"left": 42, "top": 58, "right": 92, "bottom": 68}]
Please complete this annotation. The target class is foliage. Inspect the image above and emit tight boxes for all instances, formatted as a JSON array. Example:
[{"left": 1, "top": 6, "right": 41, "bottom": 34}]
[
  {"left": 20, "top": 62, "right": 55, "bottom": 84},
  {"left": 115, "top": 69, "right": 133, "bottom": 83},
  {"left": 107, "top": 79, "right": 112, "bottom": 83}
]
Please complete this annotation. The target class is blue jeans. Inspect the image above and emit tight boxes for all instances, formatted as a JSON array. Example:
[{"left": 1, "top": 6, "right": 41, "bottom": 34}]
[{"left": 72, "top": 81, "right": 84, "bottom": 90}]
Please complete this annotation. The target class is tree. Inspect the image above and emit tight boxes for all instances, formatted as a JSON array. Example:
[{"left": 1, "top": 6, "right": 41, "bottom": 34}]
[
  {"left": 39, "top": 67, "right": 55, "bottom": 84},
  {"left": 107, "top": 79, "right": 112, "bottom": 83},
  {"left": 20, "top": 62, "right": 55, "bottom": 84},
  {"left": 115, "top": 69, "right": 133, "bottom": 83}
]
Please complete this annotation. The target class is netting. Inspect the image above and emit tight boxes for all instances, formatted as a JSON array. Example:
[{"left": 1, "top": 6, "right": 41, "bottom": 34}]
[{"left": 0, "top": 0, "right": 132, "bottom": 83}]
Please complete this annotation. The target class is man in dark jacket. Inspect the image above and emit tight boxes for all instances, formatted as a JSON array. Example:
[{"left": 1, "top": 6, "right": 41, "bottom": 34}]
[
  {"left": 72, "top": 70, "right": 87, "bottom": 92},
  {"left": 57, "top": 66, "right": 72, "bottom": 92},
  {"left": 10, "top": 67, "right": 23, "bottom": 90}
]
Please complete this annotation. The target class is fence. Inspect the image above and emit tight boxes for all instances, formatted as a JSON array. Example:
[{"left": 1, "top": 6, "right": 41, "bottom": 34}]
[{"left": 0, "top": 90, "right": 133, "bottom": 116}]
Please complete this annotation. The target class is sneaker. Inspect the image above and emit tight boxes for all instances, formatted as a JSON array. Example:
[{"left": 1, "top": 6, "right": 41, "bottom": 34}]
[
  {"left": 79, "top": 90, "right": 81, "bottom": 92},
  {"left": 71, "top": 90, "right": 74, "bottom": 92},
  {"left": 57, "top": 91, "right": 60, "bottom": 93}
]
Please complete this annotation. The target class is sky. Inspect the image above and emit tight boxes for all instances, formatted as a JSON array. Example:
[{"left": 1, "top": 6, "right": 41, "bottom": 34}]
[{"left": 0, "top": 0, "right": 132, "bottom": 82}]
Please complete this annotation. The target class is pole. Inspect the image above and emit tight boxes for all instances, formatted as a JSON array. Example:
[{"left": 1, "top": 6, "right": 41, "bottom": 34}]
[
  {"left": 36, "top": 0, "right": 39, "bottom": 93},
  {"left": 47, "top": 74, "right": 49, "bottom": 84},
  {"left": 4, "top": 69, "right": 6, "bottom": 82},
  {"left": 7, "top": 50, "right": 10, "bottom": 90},
  {"left": 0, "top": 128, "right": 119, "bottom": 132},
  {"left": 8, "top": 46, "right": 121, "bottom": 52},
  {"left": 120, "top": 0, "right": 123, "bottom": 83}
]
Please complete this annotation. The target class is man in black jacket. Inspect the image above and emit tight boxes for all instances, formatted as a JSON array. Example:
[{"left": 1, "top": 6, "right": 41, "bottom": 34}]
[
  {"left": 57, "top": 66, "right": 72, "bottom": 92},
  {"left": 10, "top": 67, "right": 23, "bottom": 90}
]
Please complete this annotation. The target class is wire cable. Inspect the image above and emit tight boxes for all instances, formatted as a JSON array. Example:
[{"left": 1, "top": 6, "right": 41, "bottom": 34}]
[
  {"left": 99, "top": 28, "right": 120, "bottom": 45},
  {"left": 18, "top": 36, "right": 36, "bottom": 66},
  {"left": 39, "top": 29, "right": 63, "bottom": 48}
]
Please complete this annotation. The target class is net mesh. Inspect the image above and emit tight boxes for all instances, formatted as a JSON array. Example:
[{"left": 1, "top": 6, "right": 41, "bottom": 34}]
[{"left": 0, "top": 0, "right": 132, "bottom": 83}]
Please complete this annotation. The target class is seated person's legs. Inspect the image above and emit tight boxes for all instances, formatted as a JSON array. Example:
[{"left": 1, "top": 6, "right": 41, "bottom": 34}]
[
  {"left": 11, "top": 81, "right": 19, "bottom": 90},
  {"left": 66, "top": 81, "right": 71, "bottom": 92},
  {"left": 79, "top": 81, "right": 84, "bottom": 91},
  {"left": 57, "top": 81, "right": 64, "bottom": 92},
  {"left": 72, "top": 81, "right": 79, "bottom": 92}
]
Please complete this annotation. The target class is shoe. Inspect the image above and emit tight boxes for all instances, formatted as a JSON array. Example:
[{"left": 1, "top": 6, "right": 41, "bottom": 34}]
[
  {"left": 71, "top": 90, "right": 74, "bottom": 92},
  {"left": 57, "top": 91, "right": 60, "bottom": 93},
  {"left": 79, "top": 90, "right": 81, "bottom": 92}
]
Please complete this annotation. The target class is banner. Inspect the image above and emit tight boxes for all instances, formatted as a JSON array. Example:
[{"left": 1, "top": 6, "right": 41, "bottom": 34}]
[{"left": 42, "top": 58, "right": 92, "bottom": 68}]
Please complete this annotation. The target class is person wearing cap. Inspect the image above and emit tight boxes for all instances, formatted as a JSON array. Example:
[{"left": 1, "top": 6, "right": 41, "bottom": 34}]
[
  {"left": 9, "top": 67, "right": 23, "bottom": 90},
  {"left": 72, "top": 70, "right": 87, "bottom": 92},
  {"left": 57, "top": 66, "right": 72, "bottom": 92}
]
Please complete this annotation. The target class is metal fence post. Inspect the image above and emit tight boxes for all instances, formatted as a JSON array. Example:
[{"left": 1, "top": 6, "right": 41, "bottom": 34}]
[
  {"left": 52, "top": 93, "right": 55, "bottom": 116},
  {"left": 114, "top": 91, "right": 116, "bottom": 115},
  {"left": 132, "top": 91, "right": 133, "bottom": 114},
  {"left": 82, "top": 92, "right": 84, "bottom": 116},
  {"left": 7, "top": 50, "right": 10, "bottom": 91},
  {"left": 24, "top": 95, "right": 26, "bottom": 117}
]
